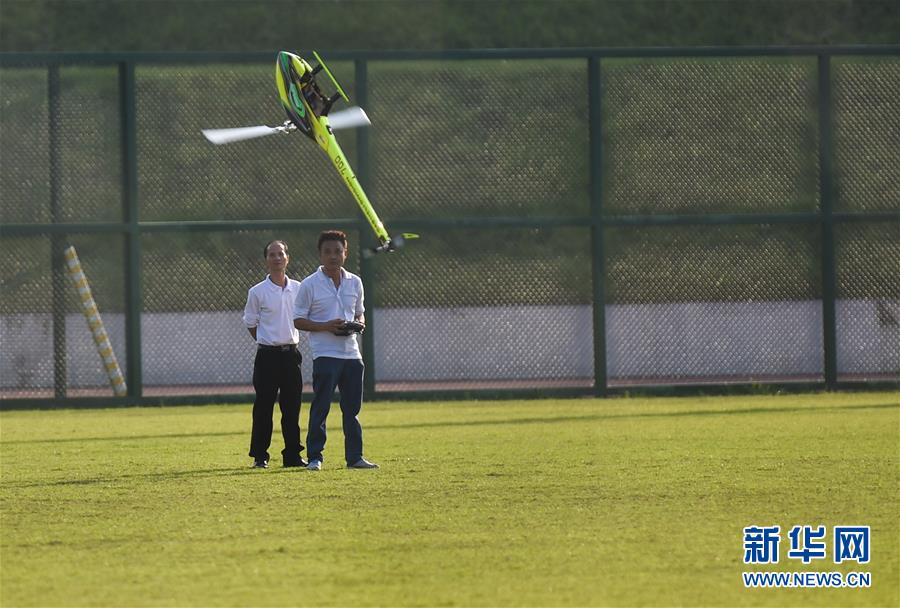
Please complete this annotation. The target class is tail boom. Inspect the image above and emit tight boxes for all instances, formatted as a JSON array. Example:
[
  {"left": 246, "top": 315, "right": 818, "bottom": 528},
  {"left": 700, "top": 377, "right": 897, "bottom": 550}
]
[{"left": 325, "top": 132, "right": 390, "bottom": 244}]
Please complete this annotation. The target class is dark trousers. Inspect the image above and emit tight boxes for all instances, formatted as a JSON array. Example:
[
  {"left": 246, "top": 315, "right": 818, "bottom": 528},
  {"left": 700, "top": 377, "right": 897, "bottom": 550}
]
[
  {"left": 307, "top": 357, "right": 365, "bottom": 465},
  {"left": 249, "top": 346, "right": 304, "bottom": 465}
]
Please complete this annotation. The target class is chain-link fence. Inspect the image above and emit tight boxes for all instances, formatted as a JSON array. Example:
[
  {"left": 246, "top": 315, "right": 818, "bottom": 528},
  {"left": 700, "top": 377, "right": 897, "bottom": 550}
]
[{"left": 1, "top": 48, "right": 898, "bottom": 405}]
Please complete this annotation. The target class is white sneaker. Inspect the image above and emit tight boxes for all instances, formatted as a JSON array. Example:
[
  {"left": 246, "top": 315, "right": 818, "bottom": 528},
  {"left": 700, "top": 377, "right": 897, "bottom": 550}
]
[
  {"left": 307, "top": 459, "right": 322, "bottom": 471},
  {"left": 347, "top": 458, "right": 379, "bottom": 469}
]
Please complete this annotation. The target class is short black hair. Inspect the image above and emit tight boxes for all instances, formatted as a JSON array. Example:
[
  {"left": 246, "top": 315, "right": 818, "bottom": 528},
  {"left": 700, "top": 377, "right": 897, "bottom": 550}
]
[
  {"left": 264, "top": 240, "right": 288, "bottom": 258},
  {"left": 317, "top": 230, "right": 348, "bottom": 251}
]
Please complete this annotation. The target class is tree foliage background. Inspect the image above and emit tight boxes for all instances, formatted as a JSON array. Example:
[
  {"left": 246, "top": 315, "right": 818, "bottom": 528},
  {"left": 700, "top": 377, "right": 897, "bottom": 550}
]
[{"left": 2, "top": 0, "right": 899, "bottom": 53}]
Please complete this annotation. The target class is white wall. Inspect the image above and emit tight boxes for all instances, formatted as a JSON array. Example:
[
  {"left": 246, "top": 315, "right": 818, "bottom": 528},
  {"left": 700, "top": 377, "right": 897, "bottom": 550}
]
[{"left": 1, "top": 300, "right": 897, "bottom": 390}]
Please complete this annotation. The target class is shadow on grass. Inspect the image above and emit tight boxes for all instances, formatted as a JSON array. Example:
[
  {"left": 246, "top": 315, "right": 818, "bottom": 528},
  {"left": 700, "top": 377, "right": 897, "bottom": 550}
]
[
  {"left": 2, "top": 402, "right": 896, "bottom": 489},
  {"left": 2, "top": 430, "right": 244, "bottom": 445},
  {"left": 0, "top": 464, "right": 301, "bottom": 489},
  {"left": 3, "top": 401, "right": 897, "bottom": 447},
  {"left": 373, "top": 401, "right": 900, "bottom": 431}
]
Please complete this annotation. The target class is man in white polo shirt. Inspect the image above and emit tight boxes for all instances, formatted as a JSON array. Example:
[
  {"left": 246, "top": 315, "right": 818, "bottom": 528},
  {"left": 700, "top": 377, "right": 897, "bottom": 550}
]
[
  {"left": 242, "top": 240, "right": 306, "bottom": 469},
  {"left": 293, "top": 230, "right": 378, "bottom": 470}
]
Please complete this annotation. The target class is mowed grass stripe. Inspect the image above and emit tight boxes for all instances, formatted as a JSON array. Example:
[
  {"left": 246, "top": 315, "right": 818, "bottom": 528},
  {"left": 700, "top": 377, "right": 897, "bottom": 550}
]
[{"left": 1, "top": 392, "right": 898, "bottom": 607}]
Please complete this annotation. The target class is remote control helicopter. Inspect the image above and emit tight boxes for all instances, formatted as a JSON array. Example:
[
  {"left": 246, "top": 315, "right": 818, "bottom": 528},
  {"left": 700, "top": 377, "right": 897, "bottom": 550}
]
[{"left": 202, "top": 51, "right": 417, "bottom": 255}]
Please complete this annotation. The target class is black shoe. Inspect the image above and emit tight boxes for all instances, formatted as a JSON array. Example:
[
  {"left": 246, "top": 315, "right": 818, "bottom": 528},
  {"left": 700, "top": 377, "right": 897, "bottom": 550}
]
[
  {"left": 252, "top": 459, "right": 268, "bottom": 469},
  {"left": 283, "top": 458, "right": 309, "bottom": 468}
]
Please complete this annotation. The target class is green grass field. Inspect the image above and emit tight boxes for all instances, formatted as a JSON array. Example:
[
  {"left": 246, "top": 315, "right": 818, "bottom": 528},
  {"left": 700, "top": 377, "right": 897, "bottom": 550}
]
[{"left": 1, "top": 392, "right": 898, "bottom": 607}]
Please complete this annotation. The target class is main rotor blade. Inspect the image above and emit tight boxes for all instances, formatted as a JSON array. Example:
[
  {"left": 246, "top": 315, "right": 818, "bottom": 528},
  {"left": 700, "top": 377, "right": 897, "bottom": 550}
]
[
  {"left": 201, "top": 125, "right": 280, "bottom": 145},
  {"left": 327, "top": 107, "right": 371, "bottom": 130}
]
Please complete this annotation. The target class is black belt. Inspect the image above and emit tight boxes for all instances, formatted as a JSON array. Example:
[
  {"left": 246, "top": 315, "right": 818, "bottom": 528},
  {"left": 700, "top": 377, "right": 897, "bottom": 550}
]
[{"left": 258, "top": 344, "right": 297, "bottom": 352}]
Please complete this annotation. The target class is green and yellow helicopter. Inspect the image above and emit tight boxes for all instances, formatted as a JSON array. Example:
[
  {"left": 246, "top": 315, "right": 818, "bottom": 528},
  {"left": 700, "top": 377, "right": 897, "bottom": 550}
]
[{"left": 202, "top": 51, "right": 417, "bottom": 255}]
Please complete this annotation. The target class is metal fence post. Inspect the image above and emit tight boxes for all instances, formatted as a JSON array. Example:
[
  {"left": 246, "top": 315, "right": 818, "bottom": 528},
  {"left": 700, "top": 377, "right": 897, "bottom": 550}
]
[
  {"left": 588, "top": 56, "right": 607, "bottom": 397},
  {"left": 48, "top": 65, "right": 66, "bottom": 399},
  {"left": 120, "top": 61, "right": 142, "bottom": 397},
  {"left": 818, "top": 54, "right": 838, "bottom": 389},
  {"left": 355, "top": 58, "right": 377, "bottom": 398}
]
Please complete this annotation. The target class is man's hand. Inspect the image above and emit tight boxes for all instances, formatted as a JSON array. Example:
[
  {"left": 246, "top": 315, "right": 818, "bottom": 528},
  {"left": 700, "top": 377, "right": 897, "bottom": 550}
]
[
  {"left": 333, "top": 320, "right": 365, "bottom": 336},
  {"left": 341, "top": 320, "right": 365, "bottom": 334},
  {"left": 324, "top": 319, "right": 348, "bottom": 335}
]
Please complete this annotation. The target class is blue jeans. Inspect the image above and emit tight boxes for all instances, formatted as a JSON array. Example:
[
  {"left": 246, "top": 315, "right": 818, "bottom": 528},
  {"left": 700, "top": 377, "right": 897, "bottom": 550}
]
[{"left": 306, "top": 357, "right": 365, "bottom": 464}]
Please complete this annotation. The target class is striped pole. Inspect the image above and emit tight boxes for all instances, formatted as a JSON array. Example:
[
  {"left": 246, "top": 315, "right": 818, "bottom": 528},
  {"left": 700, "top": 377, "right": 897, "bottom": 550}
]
[{"left": 63, "top": 246, "right": 128, "bottom": 396}]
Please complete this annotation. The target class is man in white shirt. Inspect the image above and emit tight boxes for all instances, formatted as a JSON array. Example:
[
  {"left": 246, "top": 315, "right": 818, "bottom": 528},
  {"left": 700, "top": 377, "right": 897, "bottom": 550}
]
[
  {"left": 242, "top": 240, "right": 306, "bottom": 469},
  {"left": 293, "top": 230, "right": 378, "bottom": 470}
]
